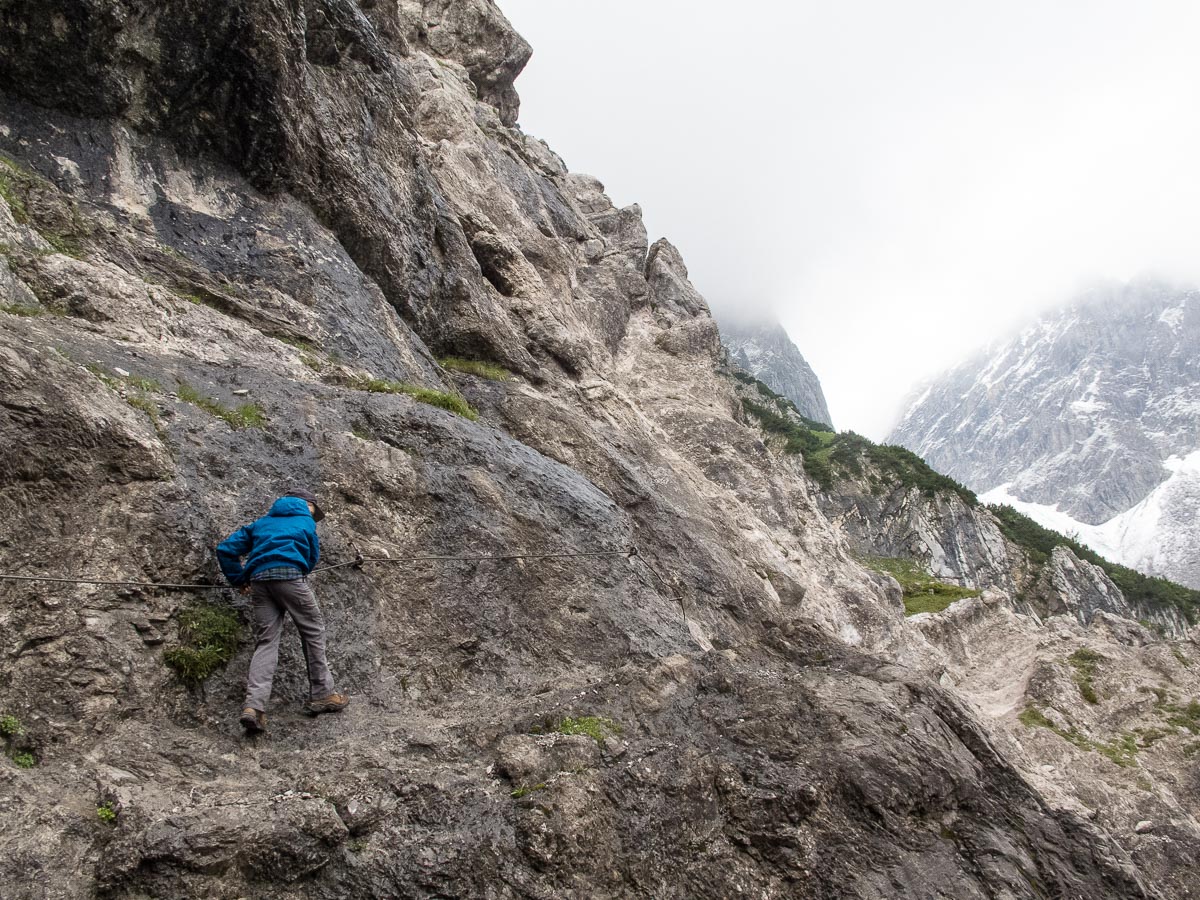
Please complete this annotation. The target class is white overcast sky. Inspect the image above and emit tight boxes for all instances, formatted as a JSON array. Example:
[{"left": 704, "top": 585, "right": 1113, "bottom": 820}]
[{"left": 499, "top": 1, "right": 1200, "bottom": 438}]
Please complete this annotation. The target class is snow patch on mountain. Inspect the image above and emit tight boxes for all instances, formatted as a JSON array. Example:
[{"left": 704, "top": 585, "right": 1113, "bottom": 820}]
[{"left": 981, "top": 449, "right": 1200, "bottom": 587}]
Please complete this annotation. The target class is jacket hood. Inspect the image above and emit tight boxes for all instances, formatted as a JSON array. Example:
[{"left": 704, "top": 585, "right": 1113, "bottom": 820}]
[{"left": 268, "top": 496, "right": 313, "bottom": 518}]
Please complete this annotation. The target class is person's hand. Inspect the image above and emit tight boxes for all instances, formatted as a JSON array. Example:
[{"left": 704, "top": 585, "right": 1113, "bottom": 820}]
[{"left": 239, "top": 585, "right": 252, "bottom": 596}]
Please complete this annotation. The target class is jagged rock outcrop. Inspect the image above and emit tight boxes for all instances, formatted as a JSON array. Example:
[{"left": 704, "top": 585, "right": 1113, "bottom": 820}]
[
  {"left": 889, "top": 279, "right": 1200, "bottom": 588},
  {"left": 0, "top": 3, "right": 1195, "bottom": 898},
  {"left": 719, "top": 316, "right": 833, "bottom": 426}
]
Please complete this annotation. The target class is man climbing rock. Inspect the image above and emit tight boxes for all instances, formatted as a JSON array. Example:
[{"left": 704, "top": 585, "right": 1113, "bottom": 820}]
[{"left": 217, "top": 489, "right": 350, "bottom": 734}]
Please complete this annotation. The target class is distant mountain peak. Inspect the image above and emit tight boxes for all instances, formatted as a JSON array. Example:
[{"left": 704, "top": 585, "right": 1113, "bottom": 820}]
[
  {"left": 718, "top": 316, "right": 833, "bottom": 428},
  {"left": 889, "top": 279, "right": 1200, "bottom": 588}
]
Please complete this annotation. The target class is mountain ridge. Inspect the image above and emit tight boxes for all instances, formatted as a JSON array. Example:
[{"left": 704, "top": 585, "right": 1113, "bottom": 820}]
[
  {"left": 890, "top": 278, "right": 1200, "bottom": 588},
  {"left": 0, "top": 3, "right": 1197, "bottom": 897}
]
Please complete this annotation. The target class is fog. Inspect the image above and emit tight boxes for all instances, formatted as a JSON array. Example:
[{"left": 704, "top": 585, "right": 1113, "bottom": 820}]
[{"left": 499, "top": 0, "right": 1200, "bottom": 438}]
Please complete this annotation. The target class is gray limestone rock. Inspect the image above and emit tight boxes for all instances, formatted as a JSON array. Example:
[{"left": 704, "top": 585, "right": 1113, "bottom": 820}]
[{"left": 0, "top": 2, "right": 1191, "bottom": 898}]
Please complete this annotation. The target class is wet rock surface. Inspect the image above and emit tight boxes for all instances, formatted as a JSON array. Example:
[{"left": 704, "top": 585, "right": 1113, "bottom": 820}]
[{"left": 0, "top": 2, "right": 1195, "bottom": 898}]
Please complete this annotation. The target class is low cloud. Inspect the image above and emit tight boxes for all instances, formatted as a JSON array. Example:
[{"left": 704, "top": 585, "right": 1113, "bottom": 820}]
[{"left": 502, "top": 0, "right": 1200, "bottom": 437}]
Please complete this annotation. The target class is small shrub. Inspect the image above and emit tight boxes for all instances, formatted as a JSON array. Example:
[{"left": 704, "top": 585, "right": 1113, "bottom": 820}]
[
  {"left": 1134, "top": 726, "right": 1172, "bottom": 748},
  {"left": 11, "top": 751, "right": 35, "bottom": 769},
  {"left": 345, "top": 375, "right": 479, "bottom": 421},
  {"left": 127, "top": 377, "right": 162, "bottom": 393},
  {"left": 177, "top": 382, "right": 266, "bottom": 430},
  {"left": 163, "top": 603, "right": 241, "bottom": 685},
  {"left": 0, "top": 715, "right": 22, "bottom": 738},
  {"left": 0, "top": 171, "right": 28, "bottom": 223},
  {"left": 439, "top": 356, "right": 512, "bottom": 382},
  {"left": 97, "top": 801, "right": 117, "bottom": 824}
]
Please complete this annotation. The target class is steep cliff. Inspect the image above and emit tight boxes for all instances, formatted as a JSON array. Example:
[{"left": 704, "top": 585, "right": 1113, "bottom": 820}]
[{"left": 0, "top": 3, "right": 1196, "bottom": 898}]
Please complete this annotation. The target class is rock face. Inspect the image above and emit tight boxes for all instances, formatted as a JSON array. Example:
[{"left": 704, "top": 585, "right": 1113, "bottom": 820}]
[
  {"left": 720, "top": 316, "right": 834, "bottom": 426},
  {"left": 889, "top": 280, "right": 1200, "bottom": 587},
  {"left": 0, "top": 3, "right": 1195, "bottom": 898}
]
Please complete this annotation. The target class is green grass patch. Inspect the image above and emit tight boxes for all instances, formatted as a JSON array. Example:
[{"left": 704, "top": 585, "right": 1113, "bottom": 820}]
[
  {"left": 545, "top": 715, "right": 621, "bottom": 744},
  {"left": 0, "top": 302, "right": 44, "bottom": 316},
  {"left": 97, "top": 801, "right": 117, "bottom": 824},
  {"left": 86, "top": 366, "right": 165, "bottom": 425},
  {"left": 346, "top": 375, "right": 479, "bottom": 421},
  {"left": 42, "top": 230, "right": 84, "bottom": 258},
  {"left": 162, "top": 603, "right": 242, "bottom": 685},
  {"left": 1068, "top": 648, "right": 1104, "bottom": 705},
  {"left": 859, "top": 556, "right": 981, "bottom": 616},
  {"left": 1096, "top": 733, "right": 1140, "bottom": 768},
  {"left": 988, "top": 503, "right": 1199, "bottom": 624},
  {"left": 1165, "top": 699, "right": 1200, "bottom": 735},
  {"left": 278, "top": 336, "right": 317, "bottom": 352},
  {"left": 1018, "top": 705, "right": 1138, "bottom": 767},
  {"left": 1133, "top": 726, "right": 1172, "bottom": 749},
  {"left": 177, "top": 382, "right": 266, "bottom": 430},
  {"left": 125, "top": 394, "right": 160, "bottom": 425},
  {"left": 0, "top": 157, "right": 29, "bottom": 224},
  {"left": 1172, "top": 648, "right": 1192, "bottom": 668},
  {"left": 439, "top": 356, "right": 512, "bottom": 382}
]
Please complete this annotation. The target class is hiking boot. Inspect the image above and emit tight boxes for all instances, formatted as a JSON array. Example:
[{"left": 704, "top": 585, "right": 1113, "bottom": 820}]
[
  {"left": 239, "top": 707, "right": 266, "bottom": 733},
  {"left": 305, "top": 693, "right": 350, "bottom": 716}
]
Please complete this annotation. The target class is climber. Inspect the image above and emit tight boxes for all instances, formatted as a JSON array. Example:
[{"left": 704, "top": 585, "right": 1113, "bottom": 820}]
[{"left": 217, "top": 489, "right": 350, "bottom": 734}]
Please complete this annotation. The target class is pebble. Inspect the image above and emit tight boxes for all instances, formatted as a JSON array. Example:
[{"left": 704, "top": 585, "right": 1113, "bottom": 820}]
[
  {"left": 233, "top": 389, "right": 251, "bottom": 396},
  {"left": 1134, "top": 820, "right": 1154, "bottom": 834}
]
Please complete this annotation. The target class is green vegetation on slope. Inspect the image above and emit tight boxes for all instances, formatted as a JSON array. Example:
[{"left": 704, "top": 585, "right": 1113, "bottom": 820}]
[
  {"left": 1018, "top": 705, "right": 1139, "bottom": 768},
  {"left": 731, "top": 370, "right": 1199, "bottom": 624},
  {"left": 439, "top": 356, "right": 512, "bottom": 382},
  {"left": 1067, "top": 648, "right": 1104, "bottom": 705},
  {"left": 859, "top": 556, "right": 981, "bottom": 616},
  {"left": 345, "top": 375, "right": 479, "bottom": 421},
  {"left": 736, "top": 373, "right": 976, "bottom": 503},
  {"left": 988, "top": 503, "right": 1199, "bottom": 624}
]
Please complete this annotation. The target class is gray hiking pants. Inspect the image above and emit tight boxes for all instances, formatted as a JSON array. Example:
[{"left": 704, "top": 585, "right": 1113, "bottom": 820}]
[{"left": 243, "top": 579, "right": 336, "bottom": 711}]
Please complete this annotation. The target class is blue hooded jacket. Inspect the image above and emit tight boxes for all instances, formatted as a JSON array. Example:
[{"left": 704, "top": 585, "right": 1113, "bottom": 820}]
[{"left": 217, "top": 497, "right": 320, "bottom": 586}]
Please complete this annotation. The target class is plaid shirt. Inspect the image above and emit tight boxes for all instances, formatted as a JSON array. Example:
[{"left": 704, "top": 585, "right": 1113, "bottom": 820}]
[{"left": 250, "top": 566, "right": 306, "bottom": 582}]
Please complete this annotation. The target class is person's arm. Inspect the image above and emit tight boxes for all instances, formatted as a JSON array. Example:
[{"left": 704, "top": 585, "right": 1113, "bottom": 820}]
[{"left": 217, "top": 525, "right": 254, "bottom": 586}]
